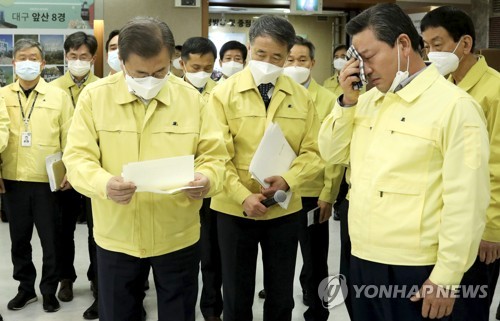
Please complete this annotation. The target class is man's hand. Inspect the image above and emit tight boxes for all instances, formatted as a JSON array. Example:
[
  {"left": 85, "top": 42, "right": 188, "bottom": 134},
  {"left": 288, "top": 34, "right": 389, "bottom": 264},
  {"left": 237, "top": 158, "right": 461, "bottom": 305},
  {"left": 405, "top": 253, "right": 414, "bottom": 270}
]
[
  {"left": 60, "top": 175, "right": 72, "bottom": 191},
  {"left": 106, "top": 176, "right": 136, "bottom": 205},
  {"left": 478, "top": 240, "right": 500, "bottom": 264},
  {"left": 339, "top": 58, "right": 361, "bottom": 105},
  {"left": 185, "top": 172, "right": 210, "bottom": 200},
  {"left": 410, "top": 278, "right": 456, "bottom": 319},
  {"left": 318, "top": 200, "right": 332, "bottom": 223},
  {"left": 0, "top": 178, "right": 5, "bottom": 194},
  {"left": 261, "top": 176, "right": 289, "bottom": 198},
  {"left": 243, "top": 194, "right": 268, "bottom": 218}
]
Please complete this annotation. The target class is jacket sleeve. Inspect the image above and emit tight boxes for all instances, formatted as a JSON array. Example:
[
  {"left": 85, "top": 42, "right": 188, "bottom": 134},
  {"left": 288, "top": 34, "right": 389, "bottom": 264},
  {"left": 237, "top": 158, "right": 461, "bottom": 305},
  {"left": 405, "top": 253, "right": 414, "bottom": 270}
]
[
  {"left": 429, "top": 97, "right": 490, "bottom": 287},
  {"left": 319, "top": 162, "right": 344, "bottom": 204},
  {"left": 0, "top": 97, "right": 10, "bottom": 154},
  {"left": 483, "top": 94, "right": 500, "bottom": 242},
  {"left": 318, "top": 101, "right": 356, "bottom": 166},
  {"left": 281, "top": 98, "right": 323, "bottom": 192},
  {"left": 62, "top": 88, "right": 113, "bottom": 200},
  {"left": 208, "top": 92, "right": 253, "bottom": 206},
  {"left": 59, "top": 91, "right": 74, "bottom": 152},
  {"left": 194, "top": 97, "right": 230, "bottom": 198}
]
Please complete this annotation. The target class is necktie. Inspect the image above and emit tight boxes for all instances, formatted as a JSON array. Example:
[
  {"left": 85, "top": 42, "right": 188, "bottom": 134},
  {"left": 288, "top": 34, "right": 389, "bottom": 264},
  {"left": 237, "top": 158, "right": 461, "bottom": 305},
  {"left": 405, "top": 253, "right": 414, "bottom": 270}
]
[{"left": 257, "top": 83, "right": 273, "bottom": 108}]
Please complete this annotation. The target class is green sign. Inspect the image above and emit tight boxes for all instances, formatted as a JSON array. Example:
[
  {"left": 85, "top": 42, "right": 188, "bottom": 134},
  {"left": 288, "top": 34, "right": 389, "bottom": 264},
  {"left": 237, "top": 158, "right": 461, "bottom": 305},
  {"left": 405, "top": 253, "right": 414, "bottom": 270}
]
[{"left": 0, "top": 0, "right": 94, "bottom": 29}]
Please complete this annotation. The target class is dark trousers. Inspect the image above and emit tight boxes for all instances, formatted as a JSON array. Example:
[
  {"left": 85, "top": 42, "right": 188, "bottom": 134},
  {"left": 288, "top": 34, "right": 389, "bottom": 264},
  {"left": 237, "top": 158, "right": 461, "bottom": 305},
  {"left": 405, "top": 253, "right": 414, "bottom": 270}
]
[
  {"left": 200, "top": 198, "right": 223, "bottom": 318},
  {"left": 350, "top": 256, "right": 451, "bottom": 321},
  {"left": 299, "top": 197, "right": 330, "bottom": 321},
  {"left": 217, "top": 211, "right": 299, "bottom": 321},
  {"left": 450, "top": 256, "right": 500, "bottom": 321},
  {"left": 338, "top": 198, "right": 353, "bottom": 320},
  {"left": 97, "top": 243, "right": 199, "bottom": 321},
  {"left": 3, "top": 180, "right": 61, "bottom": 295},
  {"left": 85, "top": 197, "right": 97, "bottom": 296},
  {"left": 57, "top": 188, "right": 84, "bottom": 282}
]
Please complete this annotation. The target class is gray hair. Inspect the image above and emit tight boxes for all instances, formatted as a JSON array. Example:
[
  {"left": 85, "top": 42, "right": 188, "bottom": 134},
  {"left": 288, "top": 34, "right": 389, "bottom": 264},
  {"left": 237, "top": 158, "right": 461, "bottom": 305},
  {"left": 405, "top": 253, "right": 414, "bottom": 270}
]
[
  {"left": 119, "top": 16, "right": 175, "bottom": 62},
  {"left": 14, "top": 39, "right": 45, "bottom": 60},
  {"left": 346, "top": 3, "right": 421, "bottom": 52},
  {"left": 249, "top": 15, "right": 296, "bottom": 51}
]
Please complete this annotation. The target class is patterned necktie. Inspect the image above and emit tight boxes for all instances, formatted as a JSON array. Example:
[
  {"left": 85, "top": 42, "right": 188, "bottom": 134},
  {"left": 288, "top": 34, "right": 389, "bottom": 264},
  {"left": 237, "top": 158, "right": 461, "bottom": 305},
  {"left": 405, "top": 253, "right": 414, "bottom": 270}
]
[{"left": 257, "top": 83, "right": 273, "bottom": 108}]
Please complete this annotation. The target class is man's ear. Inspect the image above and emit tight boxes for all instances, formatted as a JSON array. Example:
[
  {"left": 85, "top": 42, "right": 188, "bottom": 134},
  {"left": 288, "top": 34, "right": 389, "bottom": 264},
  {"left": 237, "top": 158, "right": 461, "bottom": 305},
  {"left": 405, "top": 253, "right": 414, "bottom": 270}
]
[{"left": 462, "top": 35, "right": 474, "bottom": 55}]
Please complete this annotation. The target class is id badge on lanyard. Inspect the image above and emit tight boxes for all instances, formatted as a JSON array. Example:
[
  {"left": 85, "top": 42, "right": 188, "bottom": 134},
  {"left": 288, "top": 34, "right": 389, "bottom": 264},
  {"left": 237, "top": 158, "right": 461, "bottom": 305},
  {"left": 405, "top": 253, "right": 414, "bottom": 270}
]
[{"left": 18, "top": 91, "right": 38, "bottom": 147}]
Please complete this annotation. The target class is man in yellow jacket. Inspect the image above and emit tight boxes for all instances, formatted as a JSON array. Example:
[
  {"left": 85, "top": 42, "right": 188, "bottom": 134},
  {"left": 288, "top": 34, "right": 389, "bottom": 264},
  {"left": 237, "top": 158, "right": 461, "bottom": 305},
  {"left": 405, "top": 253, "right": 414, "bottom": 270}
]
[
  {"left": 0, "top": 39, "right": 74, "bottom": 314},
  {"left": 323, "top": 44, "right": 347, "bottom": 98},
  {"left": 50, "top": 31, "right": 100, "bottom": 306},
  {"left": 281, "top": 35, "right": 343, "bottom": 321},
  {"left": 318, "top": 4, "right": 490, "bottom": 321},
  {"left": 62, "top": 17, "right": 227, "bottom": 321},
  {"left": 0, "top": 97, "right": 10, "bottom": 321},
  {"left": 421, "top": 6, "right": 500, "bottom": 321},
  {"left": 208, "top": 15, "right": 322, "bottom": 321},
  {"left": 177, "top": 36, "right": 222, "bottom": 321},
  {"left": 179, "top": 37, "right": 218, "bottom": 102}
]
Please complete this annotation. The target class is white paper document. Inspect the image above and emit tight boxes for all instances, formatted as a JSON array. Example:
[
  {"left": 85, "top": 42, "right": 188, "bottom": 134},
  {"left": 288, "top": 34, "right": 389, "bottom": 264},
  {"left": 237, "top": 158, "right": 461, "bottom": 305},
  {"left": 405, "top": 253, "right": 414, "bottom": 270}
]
[
  {"left": 122, "top": 155, "right": 197, "bottom": 194},
  {"left": 249, "top": 123, "right": 297, "bottom": 209}
]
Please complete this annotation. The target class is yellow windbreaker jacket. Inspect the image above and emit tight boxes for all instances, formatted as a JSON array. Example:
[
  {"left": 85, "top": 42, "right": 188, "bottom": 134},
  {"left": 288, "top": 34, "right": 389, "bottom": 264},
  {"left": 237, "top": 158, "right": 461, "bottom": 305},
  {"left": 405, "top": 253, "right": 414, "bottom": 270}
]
[
  {"left": 318, "top": 65, "right": 490, "bottom": 286},
  {"left": 63, "top": 73, "right": 228, "bottom": 258}
]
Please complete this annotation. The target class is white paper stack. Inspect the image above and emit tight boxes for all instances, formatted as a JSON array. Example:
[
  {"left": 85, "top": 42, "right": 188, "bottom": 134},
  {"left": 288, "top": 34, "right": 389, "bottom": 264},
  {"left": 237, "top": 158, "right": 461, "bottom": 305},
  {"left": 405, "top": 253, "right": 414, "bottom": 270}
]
[
  {"left": 122, "top": 155, "right": 198, "bottom": 194},
  {"left": 249, "top": 123, "right": 297, "bottom": 209}
]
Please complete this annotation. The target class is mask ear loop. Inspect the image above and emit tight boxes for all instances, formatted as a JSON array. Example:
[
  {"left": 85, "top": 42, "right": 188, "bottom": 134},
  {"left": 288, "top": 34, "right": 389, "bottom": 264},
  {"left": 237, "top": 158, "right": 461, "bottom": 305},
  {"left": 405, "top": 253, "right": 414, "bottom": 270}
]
[{"left": 451, "top": 37, "right": 464, "bottom": 62}]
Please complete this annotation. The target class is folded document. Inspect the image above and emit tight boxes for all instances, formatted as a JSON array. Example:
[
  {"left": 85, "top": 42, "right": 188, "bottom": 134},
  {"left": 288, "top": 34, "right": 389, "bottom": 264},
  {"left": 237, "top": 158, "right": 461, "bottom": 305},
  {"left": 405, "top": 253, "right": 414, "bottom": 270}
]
[
  {"left": 249, "top": 123, "right": 297, "bottom": 209},
  {"left": 46, "top": 152, "right": 66, "bottom": 192},
  {"left": 122, "top": 155, "right": 198, "bottom": 194}
]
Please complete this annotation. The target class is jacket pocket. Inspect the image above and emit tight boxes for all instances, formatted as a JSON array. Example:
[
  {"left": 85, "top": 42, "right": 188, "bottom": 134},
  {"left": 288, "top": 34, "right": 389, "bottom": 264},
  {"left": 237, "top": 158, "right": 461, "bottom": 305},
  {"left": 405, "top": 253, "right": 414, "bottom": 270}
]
[
  {"left": 150, "top": 125, "right": 199, "bottom": 156},
  {"left": 370, "top": 180, "right": 425, "bottom": 249}
]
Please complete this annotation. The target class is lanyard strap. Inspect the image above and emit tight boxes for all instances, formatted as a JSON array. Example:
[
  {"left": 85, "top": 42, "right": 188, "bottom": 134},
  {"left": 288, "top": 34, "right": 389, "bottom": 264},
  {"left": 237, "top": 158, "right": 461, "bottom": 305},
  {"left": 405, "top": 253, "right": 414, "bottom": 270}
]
[
  {"left": 17, "top": 91, "right": 38, "bottom": 131},
  {"left": 69, "top": 87, "right": 76, "bottom": 108}
]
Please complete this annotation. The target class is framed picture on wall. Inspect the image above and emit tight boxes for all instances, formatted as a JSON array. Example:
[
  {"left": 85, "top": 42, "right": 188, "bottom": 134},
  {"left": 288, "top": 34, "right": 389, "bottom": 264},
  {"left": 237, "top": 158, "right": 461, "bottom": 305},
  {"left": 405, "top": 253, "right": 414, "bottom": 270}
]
[{"left": 174, "top": 0, "right": 200, "bottom": 7}]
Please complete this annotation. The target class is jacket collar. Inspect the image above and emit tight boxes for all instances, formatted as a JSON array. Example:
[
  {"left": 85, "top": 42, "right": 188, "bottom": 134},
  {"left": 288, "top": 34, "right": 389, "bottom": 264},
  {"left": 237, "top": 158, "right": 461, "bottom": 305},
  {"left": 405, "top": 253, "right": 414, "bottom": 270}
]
[
  {"left": 449, "top": 55, "right": 488, "bottom": 92},
  {"left": 13, "top": 77, "right": 49, "bottom": 95},
  {"left": 374, "top": 64, "right": 440, "bottom": 104}
]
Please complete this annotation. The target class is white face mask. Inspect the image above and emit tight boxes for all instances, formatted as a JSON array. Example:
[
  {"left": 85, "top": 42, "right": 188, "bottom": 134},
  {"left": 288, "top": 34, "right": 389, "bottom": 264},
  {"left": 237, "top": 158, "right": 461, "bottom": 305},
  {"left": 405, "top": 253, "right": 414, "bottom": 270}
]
[
  {"left": 333, "top": 58, "right": 347, "bottom": 71},
  {"left": 248, "top": 60, "right": 283, "bottom": 85},
  {"left": 427, "top": 39, "right": 462, "bottom": 76},
  {"left": 123, "top": 66, "right": 169, "bottom": 100},
  {"left": 172, "top": 57, "right": 182, "bottom": 70},
  {"left": 15, "top": 60, "right": 41, "bottom": 81},
  {"left": 68, "top": 59, "right": 91, "bottom": 77},
  {"left": 387, "top": 39, "right": 410, "bottom": 93},
  {"left": 184, "top": 71, "right": 212, "bottom": 89},
  {"left": 107, "top": 50, "right": 121, "bottom": 72},
  {"left": 221, "top": 61, "right": 244, "bottom": 78},
  {"left": 283, "top": 66, "right": 310, "bottom": 84}
]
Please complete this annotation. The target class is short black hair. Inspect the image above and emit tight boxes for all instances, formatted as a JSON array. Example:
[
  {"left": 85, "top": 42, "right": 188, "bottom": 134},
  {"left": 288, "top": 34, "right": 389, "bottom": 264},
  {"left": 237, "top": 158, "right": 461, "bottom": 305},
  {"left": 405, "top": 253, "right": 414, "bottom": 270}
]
[
  {"left": 293, "top": 36, "right": 315, "bottom": 59},
  {"left": 181, "top": 37, "right": 216, "bottom": 61},
  {"left": 249, "top": 15, "right": 296, "bottom": 51},
  {"left": 333, "top": 44, "right": 347, "bottom": 55},
  {"left": 105, "top": 29, "right": 119, "bottom": 53},
  {"left": 219, "top": 40, "right": 247, "bottom": 62},
  {"left": 119, "top": 17, "right": 175, "bottom": 62},
  {"left": 420, "top": 6, "right": 476, "bottom": 51},
  {"left": 64, "top": 31, "right": 98, "bottom": 55},
  {"left": 346, "top": 3, "right": 421, "bottom": 52},
  {"left": 175, "top": 45, "right": 182, "bottom": 52}
]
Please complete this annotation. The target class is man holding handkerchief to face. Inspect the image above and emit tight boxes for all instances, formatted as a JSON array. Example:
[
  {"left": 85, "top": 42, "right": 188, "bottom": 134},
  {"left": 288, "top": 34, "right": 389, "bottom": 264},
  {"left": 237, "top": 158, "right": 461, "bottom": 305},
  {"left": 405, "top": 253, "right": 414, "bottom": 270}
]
[
  {"left": 62, "top": 17, "right": 228, "bottom": 321},
  {"left": 207, "top": 15, "right": 323, "bottom": 321}
]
